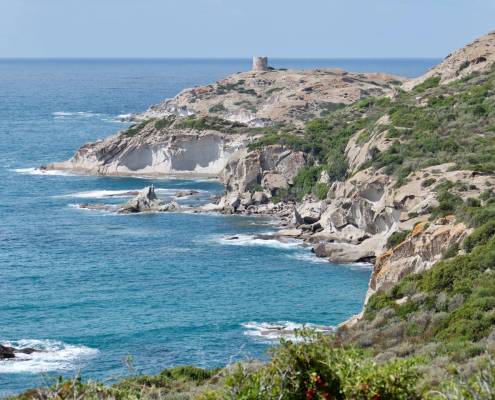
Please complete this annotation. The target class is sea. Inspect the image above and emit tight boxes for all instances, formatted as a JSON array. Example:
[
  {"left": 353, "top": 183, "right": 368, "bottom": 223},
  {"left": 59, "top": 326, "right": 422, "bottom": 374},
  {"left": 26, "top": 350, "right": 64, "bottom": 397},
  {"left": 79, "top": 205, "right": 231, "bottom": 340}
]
[{"left": 0, "top": 58, "right": 439, "bottom": 395}]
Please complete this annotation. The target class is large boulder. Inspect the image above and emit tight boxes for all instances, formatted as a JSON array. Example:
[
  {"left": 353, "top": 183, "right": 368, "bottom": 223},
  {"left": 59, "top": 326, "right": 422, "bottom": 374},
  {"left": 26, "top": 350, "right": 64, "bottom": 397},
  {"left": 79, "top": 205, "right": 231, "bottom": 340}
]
[
  {"left": 118, "top": 186, "right": 180, "bottom": 213},
  {"left": 262, "top": 172, "right": 288, "bottom": 194}
]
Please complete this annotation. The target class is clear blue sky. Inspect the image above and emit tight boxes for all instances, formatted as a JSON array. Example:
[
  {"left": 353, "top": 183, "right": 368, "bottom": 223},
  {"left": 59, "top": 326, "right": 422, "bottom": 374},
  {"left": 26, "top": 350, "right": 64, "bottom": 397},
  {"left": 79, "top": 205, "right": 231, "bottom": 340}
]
[{"left": 1, "top": 0, "right": 494, "bottom": 58}]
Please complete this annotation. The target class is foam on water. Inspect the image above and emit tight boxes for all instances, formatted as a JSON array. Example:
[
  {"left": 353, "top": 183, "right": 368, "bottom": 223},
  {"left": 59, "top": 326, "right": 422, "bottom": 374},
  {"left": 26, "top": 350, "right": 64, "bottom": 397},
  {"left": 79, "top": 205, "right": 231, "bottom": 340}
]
[
  {"left": 242, "top": 321, "right": 334, "bottom": 343},
  {"left": 288, "top": 252, "right": 330, "bottom": 264},
  {"left": 0, "top": 339, "right": 98, "bottom": 374},
  {"left": 59, "top": 189, "right": 141, "bottom": 199},
  {"left": 11, "top": 168, "right": 77, "bottom": 177},
  {"left": 52, "top": 111, "right": 102, "bottom": 118},
  {"left": 216, "top": 234, "right": 301, "bottom": 249},
  {"left": 58, "top": 188, "right": 204, "bottom": 199}
]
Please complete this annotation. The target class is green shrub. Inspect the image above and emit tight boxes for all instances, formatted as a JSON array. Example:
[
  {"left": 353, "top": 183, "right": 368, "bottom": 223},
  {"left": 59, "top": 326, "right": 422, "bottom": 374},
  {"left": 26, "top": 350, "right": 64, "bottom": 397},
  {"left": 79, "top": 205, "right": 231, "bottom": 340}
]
[
  {"left": 224, "top": 334, "right": 421, "bottom": 400},
  {"left": 463, "top": 220, "right": 495, "bottom": 252},
  {"left": 208, "top": 103, "right": 226, "bottom": 113},
  {"left": 414, "top": 76, "right": 441, "bottom": 93},
  {"left": 387, "top": 230, "right": 411, "bottom": 249},
  {"left": 315, "top": 182, "right": 329, "bottom": 200},
  {"left": 154, "top": 116, "right": 174, "bottom": 130},
  {"left": 291, "top": 165, "right": 322, "bottom": 200},
  {"left": 125, "top": 119, "right": 152, "bottom": 136}
]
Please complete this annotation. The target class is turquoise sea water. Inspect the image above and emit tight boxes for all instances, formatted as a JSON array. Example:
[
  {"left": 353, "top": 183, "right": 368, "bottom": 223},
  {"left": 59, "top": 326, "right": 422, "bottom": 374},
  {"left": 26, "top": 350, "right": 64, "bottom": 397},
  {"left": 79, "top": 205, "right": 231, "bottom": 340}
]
[{"left": 0, "top": 58, "right": 438, "bottom": 395}]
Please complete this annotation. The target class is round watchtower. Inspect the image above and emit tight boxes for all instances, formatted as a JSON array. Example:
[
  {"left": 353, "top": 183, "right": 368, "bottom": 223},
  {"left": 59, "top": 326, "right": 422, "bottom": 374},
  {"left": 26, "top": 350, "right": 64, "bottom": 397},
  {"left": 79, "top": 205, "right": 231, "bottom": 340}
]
[{"left": 252, "top": 56, "right": 269, "bottom": 71}]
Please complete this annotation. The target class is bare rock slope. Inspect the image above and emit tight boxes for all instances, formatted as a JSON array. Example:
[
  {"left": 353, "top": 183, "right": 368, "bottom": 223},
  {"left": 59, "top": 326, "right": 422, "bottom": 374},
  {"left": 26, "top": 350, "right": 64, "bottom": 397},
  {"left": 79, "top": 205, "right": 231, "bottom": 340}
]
[
  {"left": 139, "top": 69, "right": 405, "bottom": 127},
  {"left": 403, "top": 30, "right": 495, "bottom": 90}
]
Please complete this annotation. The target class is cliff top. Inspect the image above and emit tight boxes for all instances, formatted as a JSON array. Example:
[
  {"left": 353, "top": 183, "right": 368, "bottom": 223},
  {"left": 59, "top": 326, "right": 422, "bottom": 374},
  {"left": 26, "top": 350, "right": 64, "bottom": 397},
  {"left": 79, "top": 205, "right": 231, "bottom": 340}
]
[{"left": 138, "top": 68, "right": 406, "bottom": 127}]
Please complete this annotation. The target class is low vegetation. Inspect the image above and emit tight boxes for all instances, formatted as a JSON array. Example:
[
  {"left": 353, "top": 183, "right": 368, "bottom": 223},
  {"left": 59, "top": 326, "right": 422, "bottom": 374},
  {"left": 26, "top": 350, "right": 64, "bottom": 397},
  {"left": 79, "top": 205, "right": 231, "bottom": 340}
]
[
  {"left": 175, "top": 115, "right": 247, "bottom": 132},
  {"left": 347, "top": 195, "right": 495, "bottom": 390}
]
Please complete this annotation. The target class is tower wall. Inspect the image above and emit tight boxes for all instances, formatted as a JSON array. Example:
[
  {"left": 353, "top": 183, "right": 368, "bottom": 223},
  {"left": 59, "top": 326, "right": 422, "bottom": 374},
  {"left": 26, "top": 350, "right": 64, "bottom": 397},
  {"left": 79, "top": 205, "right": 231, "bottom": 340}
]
[{"left": 252, "top": 56, "right": 269, "bottom": 71}]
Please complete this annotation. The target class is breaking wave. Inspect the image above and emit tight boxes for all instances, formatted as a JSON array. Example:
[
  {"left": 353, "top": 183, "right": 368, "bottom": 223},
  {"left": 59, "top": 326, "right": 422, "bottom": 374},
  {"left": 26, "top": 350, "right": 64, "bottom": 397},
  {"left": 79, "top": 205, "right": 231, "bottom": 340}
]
[
  {"left": 0, "top": 339, "right": 98, "bottom": 374},
  {"left": 58, "top": 188, "right": 203, "bottom": 199},
  {"left": 52, "top": 111, "right": 101, "bottom": 118},
  {"left": 11, "top": 168, "right": 76, "bottom": 177},
  {"left": 216, "top": 234, "right": 301, "bottom": 249},
  {"left": 242, "top": 321, "right": 334, "bottom": 343}
]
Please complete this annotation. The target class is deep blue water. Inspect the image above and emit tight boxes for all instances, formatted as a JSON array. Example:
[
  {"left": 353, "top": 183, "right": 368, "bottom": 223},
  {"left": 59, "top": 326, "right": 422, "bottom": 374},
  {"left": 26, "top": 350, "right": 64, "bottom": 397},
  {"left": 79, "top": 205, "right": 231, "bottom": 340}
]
[{"left": 0, "top": 58, "right": 438, "bottom": 395}]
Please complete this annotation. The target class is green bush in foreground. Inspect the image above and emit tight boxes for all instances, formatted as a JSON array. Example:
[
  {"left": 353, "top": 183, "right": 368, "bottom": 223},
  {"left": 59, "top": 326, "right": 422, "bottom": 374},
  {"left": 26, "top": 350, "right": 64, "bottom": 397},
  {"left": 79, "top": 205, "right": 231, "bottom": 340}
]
[{"left": 222, "top": 334, "right": 421, "bottom": 400}]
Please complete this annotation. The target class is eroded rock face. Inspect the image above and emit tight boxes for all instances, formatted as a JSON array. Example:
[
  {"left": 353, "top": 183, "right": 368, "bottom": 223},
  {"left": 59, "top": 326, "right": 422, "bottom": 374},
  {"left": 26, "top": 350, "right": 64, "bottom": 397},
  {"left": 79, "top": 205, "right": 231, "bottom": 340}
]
[
  {"left": 219, "top": 145, "right": 306, "bottom": 213},
  {"left": 366, "top": 217, "right": 471, "bottom": 301},
  {"left": 47, "top": 127, "right": 249, "bottom": 177}
]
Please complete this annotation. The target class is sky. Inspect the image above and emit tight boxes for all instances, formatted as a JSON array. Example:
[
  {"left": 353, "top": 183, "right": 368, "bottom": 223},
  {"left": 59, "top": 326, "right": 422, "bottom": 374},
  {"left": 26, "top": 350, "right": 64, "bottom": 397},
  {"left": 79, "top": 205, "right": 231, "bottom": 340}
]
[{"left": 1, "top": 0, "right": 494, "bottom": 58}]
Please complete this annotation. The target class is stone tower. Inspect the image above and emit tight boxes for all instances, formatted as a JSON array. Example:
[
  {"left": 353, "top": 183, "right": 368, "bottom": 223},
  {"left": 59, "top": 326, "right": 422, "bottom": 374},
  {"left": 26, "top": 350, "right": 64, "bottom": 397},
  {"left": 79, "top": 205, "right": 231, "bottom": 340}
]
[{"left": 252, "top": 56, "right": 269, "bottom": 71}]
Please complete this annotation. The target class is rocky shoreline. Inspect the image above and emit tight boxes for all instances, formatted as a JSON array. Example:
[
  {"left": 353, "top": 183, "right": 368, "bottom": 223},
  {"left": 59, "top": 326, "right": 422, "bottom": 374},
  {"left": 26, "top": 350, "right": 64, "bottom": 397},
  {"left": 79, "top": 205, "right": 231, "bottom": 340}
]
[{"left": 42, "top": 32, "right": 495, "bottom": 326}]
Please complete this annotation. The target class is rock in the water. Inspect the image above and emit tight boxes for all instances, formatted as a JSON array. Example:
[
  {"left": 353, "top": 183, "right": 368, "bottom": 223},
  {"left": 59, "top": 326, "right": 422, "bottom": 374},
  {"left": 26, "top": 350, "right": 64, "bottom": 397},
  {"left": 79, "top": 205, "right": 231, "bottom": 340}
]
[
  {"left": 156, "top": 201, "right": 180, "bottom": 212},
  {"left": 0, "top": 344, "right": 40, "bottom": 359},
  {"left": 0, "top": 345, "right": 15, "bottom": 359},
  {"left": 175, "top": 190, "right": 199, "bottom": 198},
  {"left": 118, "top": 186, "right": 181, "bottom": 213}
]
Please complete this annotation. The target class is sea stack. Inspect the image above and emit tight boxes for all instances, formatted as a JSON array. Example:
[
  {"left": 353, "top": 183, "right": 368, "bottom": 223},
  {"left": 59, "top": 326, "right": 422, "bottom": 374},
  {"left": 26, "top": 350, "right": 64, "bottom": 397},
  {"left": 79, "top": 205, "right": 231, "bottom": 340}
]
[{"left": 252, "top": 56, "right": 269, "bottom": 71}]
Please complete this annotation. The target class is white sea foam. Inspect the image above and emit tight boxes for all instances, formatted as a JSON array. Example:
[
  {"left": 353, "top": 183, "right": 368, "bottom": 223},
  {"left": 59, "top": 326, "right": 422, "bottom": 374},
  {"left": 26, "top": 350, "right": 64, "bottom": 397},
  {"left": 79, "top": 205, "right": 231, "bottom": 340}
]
[
  {"left": 242, "top": 321, "right": 333, "bottom": 343},
  {"left": 52, "top": 111, "right": 101, "bottom": 118},
  {"left": 0, "top": 339, "right": 98, "bottom": 374},
  {"left": 58, "top": 188, "right": 203, "bottom": 199},
  {"left": 11, "top": 168, "right": 76, "bottom": 177},
  {"left": 68, "top": 203, "right": 117, "bottom": 211},
  {"left": 59, "top": 189, "right": 139, "bottom": 199},
  {"left": 217, "top": 234, "right": 301, "bottom": 249},
  {"left": 347, "top": 262, "right": 374, "bottom": 270},
  {"left": 288, "top": 252, "right": 330, "bottom": 264}
]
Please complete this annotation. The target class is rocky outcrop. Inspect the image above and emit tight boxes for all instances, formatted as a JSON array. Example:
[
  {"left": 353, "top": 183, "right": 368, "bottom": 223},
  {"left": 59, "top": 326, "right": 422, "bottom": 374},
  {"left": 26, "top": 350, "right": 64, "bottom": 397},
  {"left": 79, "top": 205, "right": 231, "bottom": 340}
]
[
  {"left": 218, "top": 145, "right": 306, "bottom": 213},
  {"left": 403, "top": 30, "right": 495, "bottom": 90},
  {"left": 366, "top": 217, "right": 470, "bottom": 301},
  {"left": 47, "top": 125, "right": 250, "bottom": 177},
  {"left": 118, "top": 186, "right": 180, "bottom": 213},
  {"left": 0, "top": 345, "right": 39, "bottom": 360},
  {"left": 45, "top": 65, "right": 403, "bottom": 177}
]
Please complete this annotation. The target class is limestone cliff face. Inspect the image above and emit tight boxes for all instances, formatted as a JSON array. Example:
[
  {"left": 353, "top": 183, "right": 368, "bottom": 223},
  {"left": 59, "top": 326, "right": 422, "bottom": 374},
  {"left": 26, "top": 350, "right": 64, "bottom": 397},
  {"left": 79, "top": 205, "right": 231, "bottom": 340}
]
[{"left": 47, "top": 123, "right": 250, "bottom": 177}]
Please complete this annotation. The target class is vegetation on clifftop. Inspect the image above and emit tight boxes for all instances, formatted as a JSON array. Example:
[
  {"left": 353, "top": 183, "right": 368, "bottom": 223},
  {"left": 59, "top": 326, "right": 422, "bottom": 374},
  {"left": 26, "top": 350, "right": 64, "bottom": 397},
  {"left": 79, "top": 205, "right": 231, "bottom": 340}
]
[{"left": 248, "top": 65, "right": 495, "bottom": 198}]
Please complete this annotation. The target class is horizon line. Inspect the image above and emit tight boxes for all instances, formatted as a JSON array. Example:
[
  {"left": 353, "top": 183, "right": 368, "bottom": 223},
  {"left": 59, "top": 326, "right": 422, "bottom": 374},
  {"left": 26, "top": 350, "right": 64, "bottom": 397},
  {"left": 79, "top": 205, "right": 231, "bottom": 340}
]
[{"left": 0, "top": 56, "right": 442, "bottom": 61}]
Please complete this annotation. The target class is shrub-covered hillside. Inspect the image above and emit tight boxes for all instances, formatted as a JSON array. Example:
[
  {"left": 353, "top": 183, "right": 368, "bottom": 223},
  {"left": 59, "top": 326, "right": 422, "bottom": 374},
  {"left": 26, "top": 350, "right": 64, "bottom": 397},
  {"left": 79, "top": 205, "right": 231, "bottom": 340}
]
[{"left": 249, "top": 64, "right": 495, "bottom": 200}]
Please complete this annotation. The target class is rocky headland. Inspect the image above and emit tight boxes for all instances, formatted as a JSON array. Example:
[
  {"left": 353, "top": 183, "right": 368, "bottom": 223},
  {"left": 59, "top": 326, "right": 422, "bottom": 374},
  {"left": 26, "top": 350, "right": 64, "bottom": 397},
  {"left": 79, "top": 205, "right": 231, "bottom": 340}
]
[
  {"left": 13, "top": 31, "right": 495, "bottom": 399},
  {"left": 45, "top": 33, "right": 495, "bottom": 322}
]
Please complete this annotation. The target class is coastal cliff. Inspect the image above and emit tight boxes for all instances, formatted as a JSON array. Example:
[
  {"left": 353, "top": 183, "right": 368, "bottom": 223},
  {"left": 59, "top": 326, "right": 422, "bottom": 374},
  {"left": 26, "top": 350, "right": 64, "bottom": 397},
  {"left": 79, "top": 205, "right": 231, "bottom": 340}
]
[
  {"left": 45, "top": 67, "right": 402, "bottom": 176},
  {"left": 46, "top": 31, "right": 495, "bottom": 300},
  {"left": 20, "top": 30, "right": 495, "bottom": 400}
]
